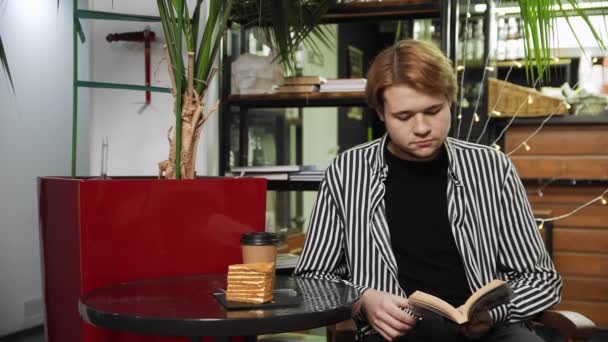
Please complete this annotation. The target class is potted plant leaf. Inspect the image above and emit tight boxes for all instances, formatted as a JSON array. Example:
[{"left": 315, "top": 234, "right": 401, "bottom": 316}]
[{"left": 157, "top": 0, "right": 233, "bottom": 179}]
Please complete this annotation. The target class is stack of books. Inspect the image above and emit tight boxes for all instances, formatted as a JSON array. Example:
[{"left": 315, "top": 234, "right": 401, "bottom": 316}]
[
  {"left": 276, "top": 76, "right": 327, "bottom": 93},
  {"left": 228, "top": 165, "right": 325, "bottom": 182},
  {"left": 320, "top": 78, "right": 367, "bottom": 92}
]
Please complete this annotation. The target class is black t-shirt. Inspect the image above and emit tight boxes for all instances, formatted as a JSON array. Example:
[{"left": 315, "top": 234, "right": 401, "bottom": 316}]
[{"left": 384, "top": 143, "right": 471, "bottom": 307}]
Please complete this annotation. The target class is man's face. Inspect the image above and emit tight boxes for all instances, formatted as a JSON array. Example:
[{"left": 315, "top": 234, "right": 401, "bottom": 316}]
[{"left": 379, "top": 85, "right": 451, "bottom": 161}]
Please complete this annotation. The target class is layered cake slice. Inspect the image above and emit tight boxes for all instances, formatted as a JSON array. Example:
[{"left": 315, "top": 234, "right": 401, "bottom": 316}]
[{"left": 226, "top": 262, "right": 275, "bottom": 304}]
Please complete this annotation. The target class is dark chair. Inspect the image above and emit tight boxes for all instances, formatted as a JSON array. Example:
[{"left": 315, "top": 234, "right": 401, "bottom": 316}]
[{"left": 327, "top": 311, "right": 596, "bottom": 342}]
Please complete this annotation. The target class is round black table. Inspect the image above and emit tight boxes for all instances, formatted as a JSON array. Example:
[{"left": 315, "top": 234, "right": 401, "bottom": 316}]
[{"left": 79, "top": 274, "right": 359, "bottom": 342}]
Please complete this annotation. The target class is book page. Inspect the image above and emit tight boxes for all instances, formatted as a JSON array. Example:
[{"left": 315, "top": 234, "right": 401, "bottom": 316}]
[{"left": 408, "top": 291, "right": 467, "bottom": 324}]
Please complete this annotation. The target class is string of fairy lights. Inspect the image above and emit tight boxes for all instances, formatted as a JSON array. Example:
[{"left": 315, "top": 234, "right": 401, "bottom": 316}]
[{"left": 455, "top": 3, "right": 608, "bottom": 229}]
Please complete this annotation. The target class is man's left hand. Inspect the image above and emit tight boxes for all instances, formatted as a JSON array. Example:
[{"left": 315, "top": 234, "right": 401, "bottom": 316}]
[{"left": 459, "top": 309, "right": 491, "bottom": 339}]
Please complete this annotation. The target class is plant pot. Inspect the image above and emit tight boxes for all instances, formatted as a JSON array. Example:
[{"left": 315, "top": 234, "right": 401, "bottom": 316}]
[{"left": 38, "top": 176, "right": 267, "bottom": 342}]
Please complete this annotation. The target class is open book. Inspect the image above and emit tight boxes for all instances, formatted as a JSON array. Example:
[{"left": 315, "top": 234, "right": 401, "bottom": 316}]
[{"left": 408, "top": 279, "right": 514, "bottom": 325}]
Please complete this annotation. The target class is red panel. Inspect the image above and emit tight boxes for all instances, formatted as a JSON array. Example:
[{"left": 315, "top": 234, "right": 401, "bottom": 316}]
[
  {"left": 39, "top": 177, "right": 266, "bottom": 342},
  {"left": 38, "top": 178, "right": 84, "bottom": 342}
]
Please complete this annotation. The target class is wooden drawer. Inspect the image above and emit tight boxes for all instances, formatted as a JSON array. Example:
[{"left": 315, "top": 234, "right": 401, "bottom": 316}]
[
  {"left": 505, "top": 125, "right": 608, "bottom": 156},
  {"left": 505, "top": 125, "right": 608, "bottom": 179},
  {"left": 553, "top": 252, "right": 608, "bottom": 277},
  {"left": 554, "top": 228, "right": 608, "bottom": 253},
  {"left": 529, "top": 203, "right": 608, "bottom": 228},
  {"left": 562, "top": 276, "right": 608, "bottom": 302},
  {"left": 511, "top": 156, "right": 608, "bottom": 179}
]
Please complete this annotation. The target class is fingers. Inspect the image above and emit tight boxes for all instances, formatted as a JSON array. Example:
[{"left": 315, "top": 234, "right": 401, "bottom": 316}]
[
  {"left": 375, "top": 320, "right": 403, "bottom": 341},
  {"left": 377, "top": 310, "right": 415, "bottom": 333}
]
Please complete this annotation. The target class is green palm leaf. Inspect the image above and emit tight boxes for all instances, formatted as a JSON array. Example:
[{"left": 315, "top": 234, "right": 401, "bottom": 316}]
[
  {"left": 518, "top": 0, "right": 606, "bottom": 81},
  {"left": 231, "top": 0, "right": 333, "bottom": 73}
]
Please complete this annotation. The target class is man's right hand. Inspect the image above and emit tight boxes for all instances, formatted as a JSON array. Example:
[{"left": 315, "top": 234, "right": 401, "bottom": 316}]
[{"left": 356, "top": 289, "right": 418, "bottom": 341}]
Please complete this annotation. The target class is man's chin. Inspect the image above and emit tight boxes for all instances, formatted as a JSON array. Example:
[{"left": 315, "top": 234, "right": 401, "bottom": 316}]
[{"left": 410, "top": 147, "right": 441, "bottom": 160}]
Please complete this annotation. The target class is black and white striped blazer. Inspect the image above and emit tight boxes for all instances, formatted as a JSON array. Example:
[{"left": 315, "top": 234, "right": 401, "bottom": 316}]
[{"left": 294, "top": 134, "right": 562, "bottom": 336}]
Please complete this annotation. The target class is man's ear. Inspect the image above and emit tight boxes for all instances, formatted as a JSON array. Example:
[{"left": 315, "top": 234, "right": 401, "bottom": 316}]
[{"left": 376, "top": 109, "right": 385, "bottom": 122}]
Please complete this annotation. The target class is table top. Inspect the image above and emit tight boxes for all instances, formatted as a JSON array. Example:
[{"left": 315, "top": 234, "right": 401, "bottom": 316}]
[{"left": 79, "top": 274, "right": 359, "bottom": 337}]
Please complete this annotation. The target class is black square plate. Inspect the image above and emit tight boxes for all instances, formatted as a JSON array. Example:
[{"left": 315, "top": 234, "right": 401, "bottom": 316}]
[{"left": 214, "top": 289, "right": 301, "bottom": 310}]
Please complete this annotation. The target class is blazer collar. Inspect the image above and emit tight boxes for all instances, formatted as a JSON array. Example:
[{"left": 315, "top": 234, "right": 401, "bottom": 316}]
[{"left": 372, "top": 134, "right": 462, "bottom": 186}]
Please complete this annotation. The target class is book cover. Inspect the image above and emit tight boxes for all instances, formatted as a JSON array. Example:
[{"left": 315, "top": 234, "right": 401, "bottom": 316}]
[{"left": 283, "top": 76, "right": 327, "bottom": 85}]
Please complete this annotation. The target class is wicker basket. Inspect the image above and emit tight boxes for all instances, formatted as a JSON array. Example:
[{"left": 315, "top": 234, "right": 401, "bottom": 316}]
[{"left": 487, "top": 78, "right": 570, "bottom": 117}]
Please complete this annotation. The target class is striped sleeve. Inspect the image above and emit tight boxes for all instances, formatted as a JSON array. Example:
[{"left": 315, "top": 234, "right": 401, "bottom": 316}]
[
  {"left": 492, "top": 159, "right": 562, "bottom": 323},
  {"left": 293, "top": 163, "right": 368, "bottom": 295}
]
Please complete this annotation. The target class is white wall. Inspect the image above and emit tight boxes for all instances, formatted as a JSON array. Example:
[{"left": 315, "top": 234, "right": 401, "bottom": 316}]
[
  {"left": 88, "top": 0, "right": 219, "bottom": 177},
  {"left": 0, "top": 0, "right": 91, "bottom": 336},
  {"left": 300, "top": 25, "right": 339, "bottom": 232},
  {"left": 552, "top": 15, "right": 608, "bottom": 57}
]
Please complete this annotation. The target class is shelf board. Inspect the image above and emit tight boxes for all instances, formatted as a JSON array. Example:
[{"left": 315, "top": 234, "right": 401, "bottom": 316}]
[
  {"left": 76, "top": 9, "right": 161, "bottom": 22},
  {"left": 495, "top": 113, "right": 608, "bottom": 126},
  {"left": 495, "top": 59, "right": 572, "bottom": 68},
  {"left": 267, "top": 180, "right": 321, "bottom": 191},
  {"left": 323, "top": 0, "right": 440, "bottom": 22},
  {"left": 228, "top": 92, "right": 366, "bottom": 108},
  {"left": 232, "top": 1, "right": 440, "bottom": 26}
]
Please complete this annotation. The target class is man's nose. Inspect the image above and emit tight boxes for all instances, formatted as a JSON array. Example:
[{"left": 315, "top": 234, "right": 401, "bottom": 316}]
[{"left": 413, "top": 114, "right": 431, "bottom": 135}]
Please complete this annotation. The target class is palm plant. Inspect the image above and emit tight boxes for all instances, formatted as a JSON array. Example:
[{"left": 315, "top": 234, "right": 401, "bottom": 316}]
[
  {"left": 156, "top": 0, "right": 233, "bottom": 179},
  {"left": 230, "top": 0, "right": 333, "bottom": 72},
  {"left": 518, "top": 0, "right": 606, "bottom": 80}
]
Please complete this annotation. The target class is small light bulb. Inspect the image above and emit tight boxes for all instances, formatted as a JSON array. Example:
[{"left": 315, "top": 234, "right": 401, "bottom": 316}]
[
  {"left": 524, "top": 142, "right": 531, "bottom": 151},
  {"left": 492, "top": 110, "right": 502, "bottom": 116},
  {"left": 457, "top": 65, "right": 465, "bottom": 71},
  {"left": 602, "top": 197, "right": 607, "bottom": 205},
  {"left": 564, "top": 102, "right": 571, "bottom": 110},
  {"left": 538, "top": 222, "right": 544, "bottom": 230},
  {"left": 466, "top": 12, "right": 471, "bottom": 18},
  {"left": 553, "top": 57, "right": 560, "bottom": 63},
  {"left": 527, "top": 96, "right": 534, "bottom": 104},
  {"left": 458, "top": 114, "right": 462, "bottom": 120},
  {"left": 514, "top": 61, "right": 523, "bottom": 68},
  {"left": 537, "top": 190, "right": 544, "bottom": 197},
  {"left": 485, "top": 66, "right": 495, "bottom": 72},
  {"left": 492, "top": 144, "right": 501, "bottom": 151},
  {"left": 592, "top": 57, "right": 598, "bottom": 64},
  {"left": 474, "top": 113, "right": 480, "bottom": 122}
]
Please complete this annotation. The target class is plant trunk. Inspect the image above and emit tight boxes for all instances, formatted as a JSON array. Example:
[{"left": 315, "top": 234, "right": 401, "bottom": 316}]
[
  {"left": 158, "top": 50, "right": 218, "bottom": 179},
  {"left": 158, "top": 91, "right": 218, "bottom": 179}
]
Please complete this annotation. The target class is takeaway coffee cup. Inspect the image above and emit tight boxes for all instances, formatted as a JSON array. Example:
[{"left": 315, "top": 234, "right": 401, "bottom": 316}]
[{"left": 240, "top": 232, "right": 279, "bottom": 264}]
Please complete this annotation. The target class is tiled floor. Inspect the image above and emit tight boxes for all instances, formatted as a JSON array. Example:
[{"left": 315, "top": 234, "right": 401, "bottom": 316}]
[{"left": 1, "top": 325, "right": 607, "bottom": 342}]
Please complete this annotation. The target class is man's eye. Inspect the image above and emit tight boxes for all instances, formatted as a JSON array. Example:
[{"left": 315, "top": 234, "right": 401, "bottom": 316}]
[{"left": 426, "top": 109, "right": 441, "bottom": 115}]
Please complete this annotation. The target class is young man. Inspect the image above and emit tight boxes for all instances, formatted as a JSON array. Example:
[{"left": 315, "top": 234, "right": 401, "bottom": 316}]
[{"left": 294, "top": 40, "right": 561, "bottom": 341}]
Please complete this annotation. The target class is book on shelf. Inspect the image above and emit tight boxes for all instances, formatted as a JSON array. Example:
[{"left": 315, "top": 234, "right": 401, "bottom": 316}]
[
  {"left": 226, "top": 172, "right": 289, "bottom": 180},
  {"left": 276, "top": 253, "right": 300, "bottom": 269},
  {"left": 283, "top": 76, "right": 327, "bottom": 85},
  {"left": 319, "top": 85, "right": 366, "bottom": 92},
  {"left": 408, "top": 279, "right": 514, "bottom": 325},
  {"left": 320, "top": 78, "right": 367, "bottom": 92},
  {"left": 230, "top": 165, "right": 302, "bottom": 173},
  {"left": 276, "top": 84, "right": 320, "bottom": 93},
  {"left": 324, "top": 78, "right": 367, "bottom": 85}
]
